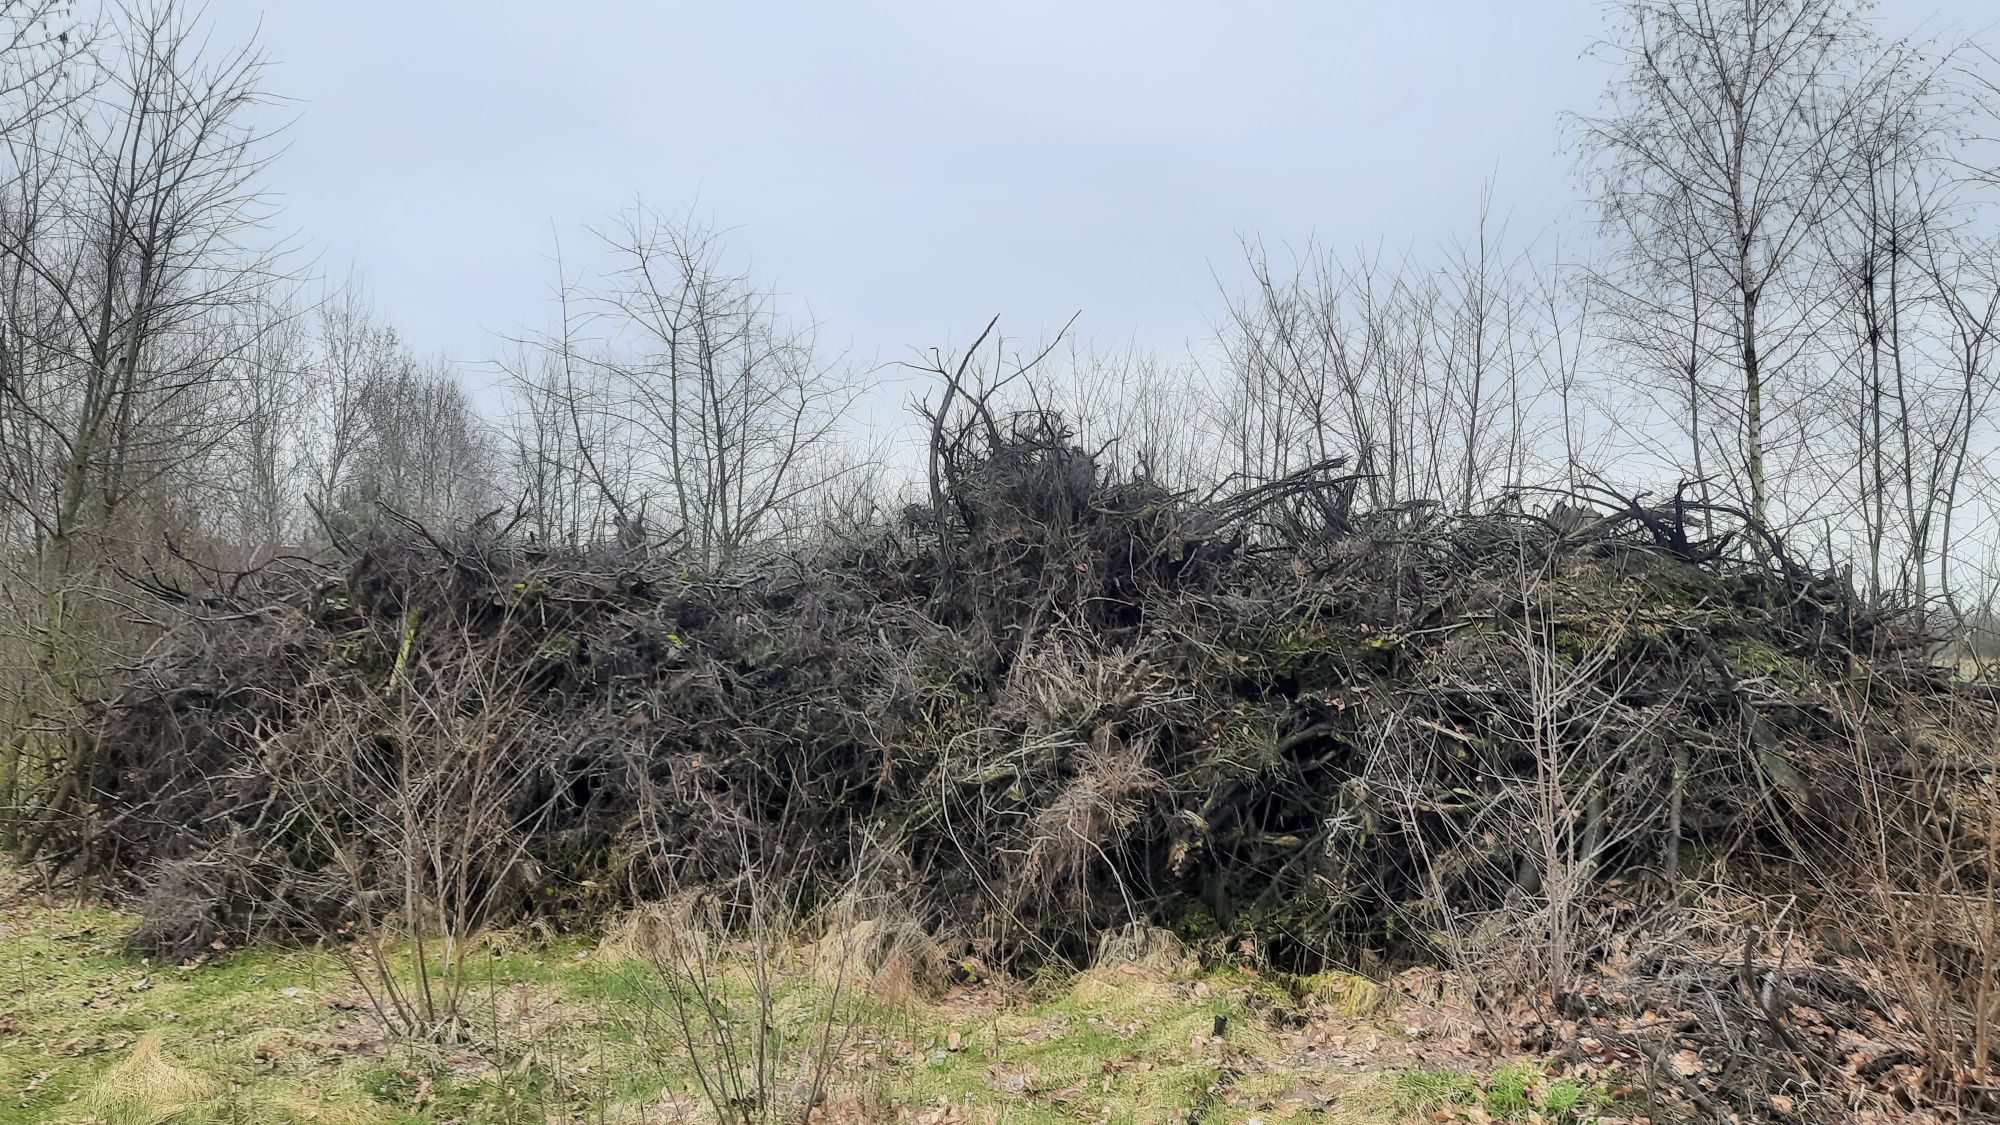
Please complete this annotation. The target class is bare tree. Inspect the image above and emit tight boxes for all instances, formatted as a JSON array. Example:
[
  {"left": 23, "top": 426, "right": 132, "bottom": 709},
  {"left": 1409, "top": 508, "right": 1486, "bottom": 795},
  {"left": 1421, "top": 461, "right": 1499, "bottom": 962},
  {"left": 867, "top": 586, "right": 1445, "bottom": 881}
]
[
  {"left": 1019, "top": 341, "right": 1215, "bottom": 495},
  {"left": 1577, "top": 0, "right": 1888, "bottom": 525},
  {"left": 1217, "top": 198, "right": 1575, "bottom": 513},
  {"left": 0, "top": 2, "right": 92, "bottom": 135},
  {"left": 500, "top": 342, "right": 607, "bottom": 547},
  {"left": 298, "top": 278, "right": 402, "bottom": 525},
  {"left": 201, "top": 294, "right": 309, "bottom": 560},
  {"left": 515, "top": 204, "right": 856, "bottom": 564},
  {"left": 496, "top": 241, "right": 635, "bottom": 548},
  {"left": 1918, "top": 235, "right": 2000, "bottom": 620},
  {"left": 1809, "top": 46, "right": 1967, "bottom": 605},
  {"left": 347, "top": 355, "right": 496, "bottom": 528},
  {"left": 0, "top": 0, "right": 283, "bottom": 851}
]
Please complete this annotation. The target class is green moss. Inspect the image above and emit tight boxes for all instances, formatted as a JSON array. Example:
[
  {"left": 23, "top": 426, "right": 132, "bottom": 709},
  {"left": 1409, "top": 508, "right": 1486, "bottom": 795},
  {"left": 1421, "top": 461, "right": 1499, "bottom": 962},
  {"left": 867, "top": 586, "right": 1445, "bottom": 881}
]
[
  {"left": 1722, "top": 634, "right": 1804, "bottom": 680},
  {"left": 1167, "top": 900, "right": 1217, "bottom": 940},
  {"left": 1397, "top": 1065, "right": 1480, "bottom": 1110}
]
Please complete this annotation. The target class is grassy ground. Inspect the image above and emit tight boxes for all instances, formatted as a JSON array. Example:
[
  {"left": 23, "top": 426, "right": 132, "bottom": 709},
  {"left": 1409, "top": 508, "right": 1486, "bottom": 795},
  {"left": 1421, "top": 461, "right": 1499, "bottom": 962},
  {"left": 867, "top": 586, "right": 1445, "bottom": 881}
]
[{"left": 0, "top": 894, "right": 1617, "bottom": 1124}]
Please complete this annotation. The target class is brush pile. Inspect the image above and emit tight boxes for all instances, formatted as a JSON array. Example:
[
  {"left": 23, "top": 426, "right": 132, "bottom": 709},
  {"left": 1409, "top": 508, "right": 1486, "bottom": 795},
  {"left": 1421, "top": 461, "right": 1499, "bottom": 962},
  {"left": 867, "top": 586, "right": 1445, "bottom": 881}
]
[
  {"left": 53, "top": 400, "right": 1962, "bottom": 979},
  {"left": 42, "top": 397, "right": 2000, "bottom": 1116}
]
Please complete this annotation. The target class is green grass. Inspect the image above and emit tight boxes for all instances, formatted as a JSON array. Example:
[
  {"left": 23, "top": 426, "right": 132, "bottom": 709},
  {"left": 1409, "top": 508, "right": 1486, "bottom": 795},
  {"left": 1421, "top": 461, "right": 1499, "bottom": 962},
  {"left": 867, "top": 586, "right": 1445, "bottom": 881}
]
[
  {"left": 0, "top": 896, "right": 1607, "bottom": 1124},
  {"left": 1395, "top": 1061, "right": 1607, "bottom": 1123}
]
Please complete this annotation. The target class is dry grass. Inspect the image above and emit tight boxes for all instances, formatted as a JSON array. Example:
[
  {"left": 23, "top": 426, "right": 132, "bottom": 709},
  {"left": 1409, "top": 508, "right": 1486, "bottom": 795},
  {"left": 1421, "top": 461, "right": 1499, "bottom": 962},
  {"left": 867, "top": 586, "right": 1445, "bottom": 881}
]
[
  {"left": 1020, "top": 729, "right": 1161, "bottom": 912},
  {"left": 808, "top": 915, "right": 945, "bottom": 1008},
  {"left": 1092, "top": 922, "right": 1199, "bottom": 979},
  {"left": 0, "top": 889, "right": 1618, "bottom": 1124},
  {"left": 79, "top": 1033, "right": 219, "bottom": 1122}
]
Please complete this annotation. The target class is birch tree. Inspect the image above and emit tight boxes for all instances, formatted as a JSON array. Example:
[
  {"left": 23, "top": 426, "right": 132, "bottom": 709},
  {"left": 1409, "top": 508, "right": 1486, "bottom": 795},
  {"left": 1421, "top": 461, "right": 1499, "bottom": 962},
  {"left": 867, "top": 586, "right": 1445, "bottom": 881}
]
[{"left": 1578, "top": 0, "right": 1883, "bottom": 524}]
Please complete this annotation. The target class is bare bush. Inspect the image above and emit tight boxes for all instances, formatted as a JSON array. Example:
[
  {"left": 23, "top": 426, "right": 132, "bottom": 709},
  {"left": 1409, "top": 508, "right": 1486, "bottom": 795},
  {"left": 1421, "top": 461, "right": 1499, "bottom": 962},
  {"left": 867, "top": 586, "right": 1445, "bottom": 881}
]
[{"left": 612, "top": 847, "right": 907, "bottom": 1124}]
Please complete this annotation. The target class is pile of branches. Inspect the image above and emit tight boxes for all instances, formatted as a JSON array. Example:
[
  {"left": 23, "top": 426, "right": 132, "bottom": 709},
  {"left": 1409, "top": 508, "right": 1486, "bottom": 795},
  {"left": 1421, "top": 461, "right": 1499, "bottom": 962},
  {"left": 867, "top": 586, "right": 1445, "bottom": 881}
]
[
  {"left": 1564, "top": 934, "right": 1962, "bottom": 1122},
  {"left": 46, "top": 397, "right": 1975, "bottom": 1010}
]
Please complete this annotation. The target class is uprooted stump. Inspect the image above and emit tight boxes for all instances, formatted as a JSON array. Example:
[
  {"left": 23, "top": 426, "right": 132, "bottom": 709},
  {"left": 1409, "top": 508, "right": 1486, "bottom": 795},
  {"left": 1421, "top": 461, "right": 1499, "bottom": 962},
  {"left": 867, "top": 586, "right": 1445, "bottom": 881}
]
[{"left": 49, "top": 416, "right": 1973, "bottom": 1006}]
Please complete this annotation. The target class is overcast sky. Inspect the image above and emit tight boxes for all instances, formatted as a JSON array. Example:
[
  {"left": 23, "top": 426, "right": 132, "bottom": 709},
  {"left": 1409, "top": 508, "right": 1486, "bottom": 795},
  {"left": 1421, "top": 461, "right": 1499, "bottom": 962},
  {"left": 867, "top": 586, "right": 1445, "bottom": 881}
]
[{"left": 203, "top": 0, "right": 1993, "bottom": 391}]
